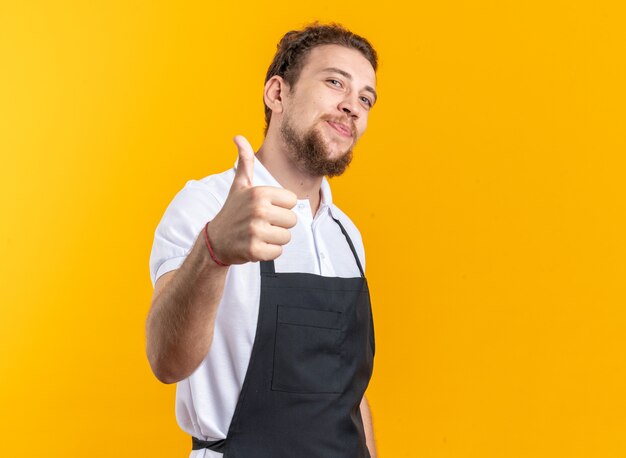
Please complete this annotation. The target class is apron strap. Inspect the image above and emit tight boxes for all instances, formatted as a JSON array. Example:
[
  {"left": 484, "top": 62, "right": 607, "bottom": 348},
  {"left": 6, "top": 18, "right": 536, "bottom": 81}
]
[
  {"left": 259, "top": 216, "right": 364, "bottom": 278},
  {"left": 192, "top": 436, "right": 227, "bottom": 452},
  {"left": 260, "top": 259, "right": 276, "bottom": 274},
  {"left": 330, "top": 216, "right": 365, "bottom": 278}
]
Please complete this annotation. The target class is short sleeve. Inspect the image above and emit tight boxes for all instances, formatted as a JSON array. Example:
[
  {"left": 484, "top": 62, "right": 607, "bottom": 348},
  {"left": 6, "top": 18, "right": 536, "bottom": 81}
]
[{"left": 149, "top": 180, "right": 224, "bottom": 287}]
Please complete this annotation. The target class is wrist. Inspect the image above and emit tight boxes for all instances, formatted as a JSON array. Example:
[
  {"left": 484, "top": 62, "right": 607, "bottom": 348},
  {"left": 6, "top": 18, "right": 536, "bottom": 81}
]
[{"left": 203, "top": 221, "right": 230, "bottom": 267}]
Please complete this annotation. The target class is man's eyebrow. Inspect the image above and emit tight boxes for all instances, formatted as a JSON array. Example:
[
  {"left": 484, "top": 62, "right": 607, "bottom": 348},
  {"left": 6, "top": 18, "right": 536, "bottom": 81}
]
[{"left": 321, "top": 67, "right": 378, "bottom": 103}]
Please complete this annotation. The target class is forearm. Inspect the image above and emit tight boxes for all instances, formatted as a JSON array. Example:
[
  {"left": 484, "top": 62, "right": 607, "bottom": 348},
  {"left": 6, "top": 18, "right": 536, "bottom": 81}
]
[
  {"left": 361, "top": 396, "right": 377, "bottom": 457},
  {"left": 146, "top": 230, "right": 228, "bottom": 384}
]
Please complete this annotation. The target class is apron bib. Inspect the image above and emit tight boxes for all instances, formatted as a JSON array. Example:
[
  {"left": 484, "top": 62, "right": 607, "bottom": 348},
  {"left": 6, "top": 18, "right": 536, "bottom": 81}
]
[{"left": 192, "top": 217, "right": 375, "bottom": 457}]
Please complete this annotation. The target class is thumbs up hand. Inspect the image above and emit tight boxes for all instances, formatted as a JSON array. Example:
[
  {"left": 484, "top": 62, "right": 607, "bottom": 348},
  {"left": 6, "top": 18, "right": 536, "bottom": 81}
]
[
  {"left": 206, "top": 135, "right": 298, "bottom": 265},
  {"left": 231, "top": 135, "right": 255, "bottom": 189}
]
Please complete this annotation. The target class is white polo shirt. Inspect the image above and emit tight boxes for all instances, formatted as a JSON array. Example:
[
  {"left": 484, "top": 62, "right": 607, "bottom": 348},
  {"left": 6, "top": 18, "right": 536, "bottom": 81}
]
[{"left": 149, "top": 157, "right": 366, "bottom": 458}]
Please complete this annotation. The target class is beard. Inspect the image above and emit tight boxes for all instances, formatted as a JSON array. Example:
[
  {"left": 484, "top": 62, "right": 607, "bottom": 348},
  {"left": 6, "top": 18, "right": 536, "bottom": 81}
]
[{"left": 280, "top": 115, "right": 354, "bottom": 178}]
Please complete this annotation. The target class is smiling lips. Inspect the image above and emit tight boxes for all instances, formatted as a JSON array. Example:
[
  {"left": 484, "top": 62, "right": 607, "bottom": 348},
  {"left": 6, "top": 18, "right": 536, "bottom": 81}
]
[{"left": 327, "top": 121, "right": 354, "bottom": 138}]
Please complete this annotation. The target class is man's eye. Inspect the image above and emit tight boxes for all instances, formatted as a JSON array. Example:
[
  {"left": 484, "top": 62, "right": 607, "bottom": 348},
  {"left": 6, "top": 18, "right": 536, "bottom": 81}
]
[
  {"left": 360, "top": 96, "right": 372, "bottom": 107},
  {"left": 328, "top": 79, "right": 342, "bottom": 87}
]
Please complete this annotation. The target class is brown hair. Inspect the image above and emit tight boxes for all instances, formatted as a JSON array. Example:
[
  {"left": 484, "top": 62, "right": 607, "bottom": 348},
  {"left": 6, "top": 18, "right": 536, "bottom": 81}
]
[{"left": 263, "top": 22, "right": 378, "bottom": 135}]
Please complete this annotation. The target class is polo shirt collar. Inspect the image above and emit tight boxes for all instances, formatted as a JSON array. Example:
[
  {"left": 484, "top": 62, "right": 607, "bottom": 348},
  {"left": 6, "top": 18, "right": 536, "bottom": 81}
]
[{"left": 319, "top": 176, "right": 333, "bottom": 210}]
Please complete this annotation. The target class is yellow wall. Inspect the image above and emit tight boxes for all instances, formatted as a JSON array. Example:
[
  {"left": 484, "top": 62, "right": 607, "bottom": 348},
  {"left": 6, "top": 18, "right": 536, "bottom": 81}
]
[{"left": 1, "top": 1, "right": 625, "bottom": 456}]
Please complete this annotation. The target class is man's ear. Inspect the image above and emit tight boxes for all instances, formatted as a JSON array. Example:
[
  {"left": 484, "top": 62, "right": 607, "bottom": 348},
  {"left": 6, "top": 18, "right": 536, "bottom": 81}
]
[{"left": 264, "top": 75, "right": 288, "bottom": 115}]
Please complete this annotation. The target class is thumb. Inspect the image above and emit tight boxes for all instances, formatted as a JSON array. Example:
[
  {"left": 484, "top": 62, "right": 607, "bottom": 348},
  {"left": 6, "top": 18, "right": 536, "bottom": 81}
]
[{"left": 232, "top": 135, "right": 255, "bottom": 188}]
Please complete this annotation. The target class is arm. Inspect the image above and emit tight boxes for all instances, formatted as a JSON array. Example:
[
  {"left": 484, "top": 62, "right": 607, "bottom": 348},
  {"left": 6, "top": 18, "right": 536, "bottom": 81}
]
[
  {"left": 361, "top": 395, "right": 377, "bottom": 457},
  {"left": 146, "top": 136, "right": 297, "bottom": 384},
  {"left": 146, "top": 231, "right": 228, "bottom": 384}
]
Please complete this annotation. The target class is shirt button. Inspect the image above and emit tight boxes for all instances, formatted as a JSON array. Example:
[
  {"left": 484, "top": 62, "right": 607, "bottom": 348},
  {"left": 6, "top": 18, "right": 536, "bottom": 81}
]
[{"left": 320, "top": 253, "right": 326, "bottom": 259}]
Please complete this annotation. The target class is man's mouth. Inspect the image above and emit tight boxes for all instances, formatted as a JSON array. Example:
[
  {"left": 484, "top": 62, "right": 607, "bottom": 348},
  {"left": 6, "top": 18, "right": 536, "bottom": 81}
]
[{"left": 326, "top": 121, "right": 354, "bottom": 138}]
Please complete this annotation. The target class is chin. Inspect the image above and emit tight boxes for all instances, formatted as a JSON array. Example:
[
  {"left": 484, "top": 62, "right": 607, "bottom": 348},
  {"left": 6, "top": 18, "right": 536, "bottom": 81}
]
[
  {"left": 332, "top": 139, "right": 355, "bottom": 156},
  {"left": 328, "top": 149, "right": 351, "bottom": 161},
  {"left": 324, "top": 135, "right": 354, "bottom": 154}
]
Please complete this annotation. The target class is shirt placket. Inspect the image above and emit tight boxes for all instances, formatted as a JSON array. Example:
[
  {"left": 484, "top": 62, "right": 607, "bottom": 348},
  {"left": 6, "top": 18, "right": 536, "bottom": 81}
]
[{"left": 311, "top": 206, "right": 336, "bottom": 277}]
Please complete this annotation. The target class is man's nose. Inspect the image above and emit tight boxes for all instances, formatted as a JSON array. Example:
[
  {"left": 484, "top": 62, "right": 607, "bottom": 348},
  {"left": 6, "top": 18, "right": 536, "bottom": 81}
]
[{"left": 338, "top": 96, "right": 360, "bottom": 118}]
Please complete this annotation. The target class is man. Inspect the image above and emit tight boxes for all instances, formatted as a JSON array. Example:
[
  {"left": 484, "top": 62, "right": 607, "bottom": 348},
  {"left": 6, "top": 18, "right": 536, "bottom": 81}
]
[{"left": 147, "top": 22, "right": 378, "bottom": 457}]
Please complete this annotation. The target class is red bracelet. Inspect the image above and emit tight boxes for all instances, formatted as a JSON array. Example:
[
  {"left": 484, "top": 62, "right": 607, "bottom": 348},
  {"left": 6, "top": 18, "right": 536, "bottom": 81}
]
[{"left": 203, "top": 221, "right": 229, "bottom": 267}]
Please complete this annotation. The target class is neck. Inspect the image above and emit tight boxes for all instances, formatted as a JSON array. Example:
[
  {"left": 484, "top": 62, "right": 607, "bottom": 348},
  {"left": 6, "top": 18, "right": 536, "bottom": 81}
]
[{"left": 256, "top": 133, "right": 324, "bottom": 217}]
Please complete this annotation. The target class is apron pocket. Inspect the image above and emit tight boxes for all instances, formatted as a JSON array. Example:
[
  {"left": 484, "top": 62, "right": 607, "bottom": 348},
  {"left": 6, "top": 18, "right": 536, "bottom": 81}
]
[{"left": 271, "top": 305, "right": 343, "bottom": 394}]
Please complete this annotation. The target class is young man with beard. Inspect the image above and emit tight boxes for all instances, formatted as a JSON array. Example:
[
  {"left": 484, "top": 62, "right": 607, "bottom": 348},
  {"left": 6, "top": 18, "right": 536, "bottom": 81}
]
[{"left": 147, "top": 23, "right": 378, "bottom": 457}]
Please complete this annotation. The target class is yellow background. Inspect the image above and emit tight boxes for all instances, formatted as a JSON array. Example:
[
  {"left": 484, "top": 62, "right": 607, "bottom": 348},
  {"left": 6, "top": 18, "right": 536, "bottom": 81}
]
[{"left": 1, "top": 1, "right": 625, "bottom": 456}]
